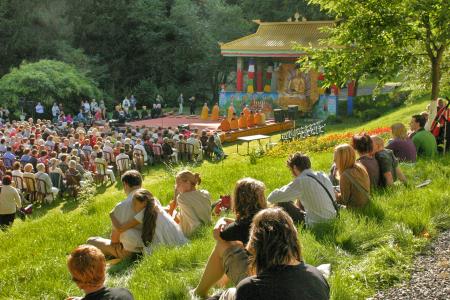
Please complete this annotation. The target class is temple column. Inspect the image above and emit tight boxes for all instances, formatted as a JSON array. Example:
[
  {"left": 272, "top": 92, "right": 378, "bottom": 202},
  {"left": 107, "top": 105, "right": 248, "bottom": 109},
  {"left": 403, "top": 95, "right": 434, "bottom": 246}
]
[
  {"left": 256, "top": 60, "right": 263, "bottom": 92},
  {"left": 236, "top": 57, "right": 244, "bottom": 92},
  {"left": 347, "top": 80, "right": 355, "bottom": 116}
]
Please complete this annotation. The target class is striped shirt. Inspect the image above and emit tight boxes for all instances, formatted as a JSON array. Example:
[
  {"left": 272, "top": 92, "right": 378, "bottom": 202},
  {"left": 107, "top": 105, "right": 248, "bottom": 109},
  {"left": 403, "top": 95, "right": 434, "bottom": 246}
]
[{"left": 267, "top": 169, "right": 337, "bottom": 227}]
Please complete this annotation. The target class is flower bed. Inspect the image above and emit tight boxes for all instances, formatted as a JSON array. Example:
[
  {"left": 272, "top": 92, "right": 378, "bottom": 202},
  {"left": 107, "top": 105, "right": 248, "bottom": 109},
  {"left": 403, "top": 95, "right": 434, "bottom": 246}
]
[{"left": 268, "top": 127, "right": 392, "bottom": 157}]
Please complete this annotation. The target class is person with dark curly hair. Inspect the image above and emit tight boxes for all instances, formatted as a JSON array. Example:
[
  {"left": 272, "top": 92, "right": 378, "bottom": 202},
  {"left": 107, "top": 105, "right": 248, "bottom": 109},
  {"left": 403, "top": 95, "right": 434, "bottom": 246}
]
[{"left": 193, "top": 178, "right": 267, "bottom": 299}]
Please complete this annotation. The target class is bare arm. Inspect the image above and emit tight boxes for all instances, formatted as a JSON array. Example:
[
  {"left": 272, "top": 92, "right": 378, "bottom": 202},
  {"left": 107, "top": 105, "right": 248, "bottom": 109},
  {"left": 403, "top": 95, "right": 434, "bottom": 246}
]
[
  {"left": 383, "top": 172, "right": 394, "bottom": 186},
  {"left": 110, "top": 213, "right": 140, "bottom": 233},
  {"left": 396, "top": 167, "right": 407, "bottom": 184}
]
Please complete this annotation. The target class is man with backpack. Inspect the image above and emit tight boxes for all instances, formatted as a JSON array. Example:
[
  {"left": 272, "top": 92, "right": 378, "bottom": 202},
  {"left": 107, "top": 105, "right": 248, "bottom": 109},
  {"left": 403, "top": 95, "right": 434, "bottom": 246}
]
[{"left": 267, "top": 152, "right": 338, "bottom": 227}]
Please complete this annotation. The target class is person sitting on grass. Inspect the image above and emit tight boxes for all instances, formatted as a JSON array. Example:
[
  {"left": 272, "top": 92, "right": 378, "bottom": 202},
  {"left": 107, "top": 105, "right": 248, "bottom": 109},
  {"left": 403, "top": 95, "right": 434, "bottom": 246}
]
[
  {"left": 109, "top": 188, "right": 187, "bottom": 255},
  {"left": 193, "top": 178, "right": 267, "bottom": 299},
  {"left": 88, "top": 170, "right": 142, "bottom": 259},
  {"left": 267, "top": 152, "right": 337, "bottom": 226},
  {"left": 386, "top": 123, "right": 417, "bottom": 163},
  {"left": 351, "top": 133, "right": 381, "bottom": 189},
  {"left": 66, "top": 244, "right": 134, "bottom": 300},
  {"left": 167, "top": 170, "right": 211, "bottom": 237},
  {"left": 234, "top": 208, "right": 330, "bottom": 300},
  {"left": 333, "top": 144, "right": 370, "bottom": 209},
  {"left": 409, "top": 114, "right": 437, "bottom": 158},
  {"left": 371, "top": 135, "right": 407, "bottom": 187}
]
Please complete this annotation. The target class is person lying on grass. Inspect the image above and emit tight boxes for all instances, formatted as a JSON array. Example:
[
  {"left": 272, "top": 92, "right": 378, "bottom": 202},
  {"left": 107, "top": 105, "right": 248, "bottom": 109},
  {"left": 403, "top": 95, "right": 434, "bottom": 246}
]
[
  {"left": 193, "top": 178, "right": 267, "bottom": 299},
  {"left": 110, "top": 188, "right": 187, "bottom": 255},
  {"left": 167, "top": 170, "right": 212, "bottom": 237},
  {"left": 66, "top": 244, "right": 134, "bottom": 300},
  {"left": 371, "top": 135, "right": 407, "bottom": 187}
]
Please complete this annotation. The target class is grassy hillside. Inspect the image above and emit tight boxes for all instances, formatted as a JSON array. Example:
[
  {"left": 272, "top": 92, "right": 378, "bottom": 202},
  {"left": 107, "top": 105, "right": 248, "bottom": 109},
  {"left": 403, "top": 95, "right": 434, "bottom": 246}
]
[{"left": 1, "top": 98, "right": 449, "bottom": 300}]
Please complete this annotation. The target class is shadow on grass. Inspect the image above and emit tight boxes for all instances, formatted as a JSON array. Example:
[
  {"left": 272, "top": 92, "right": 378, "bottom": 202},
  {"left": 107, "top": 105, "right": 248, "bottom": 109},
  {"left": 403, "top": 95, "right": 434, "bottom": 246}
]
[{"left": 107, "top": 255, "right": 141, "bottom": 276}]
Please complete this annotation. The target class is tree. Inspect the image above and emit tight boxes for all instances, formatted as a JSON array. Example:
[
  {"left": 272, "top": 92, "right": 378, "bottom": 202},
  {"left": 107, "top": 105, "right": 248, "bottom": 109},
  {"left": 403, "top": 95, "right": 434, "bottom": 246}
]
[
  {"left": 298, "top": 0, "right": 449, "bottom": 101},
  {"left": 0, "top": 60, "right": 101, "bottom": 116}
]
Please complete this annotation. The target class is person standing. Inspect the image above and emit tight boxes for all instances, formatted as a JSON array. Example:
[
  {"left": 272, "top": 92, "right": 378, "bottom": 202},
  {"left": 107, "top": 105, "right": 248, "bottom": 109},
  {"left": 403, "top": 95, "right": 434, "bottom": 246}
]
[
  {"left": 51, "top": 103, "right": 60, "bottom": 123},
  {"left": 35, "top": 102, "right": 45, "bottom": 120},
  {"left": 122, "top": 97, "right": 131, "bottom": 115},
  {"left": 130, "top": 95, "right": 137, "bottom": 110},
  {"left": 189, "top": 96, "right": 196, "bottom": 115},
  {"left": 178, "top": 93, "right": 184, "bottom": 115}
]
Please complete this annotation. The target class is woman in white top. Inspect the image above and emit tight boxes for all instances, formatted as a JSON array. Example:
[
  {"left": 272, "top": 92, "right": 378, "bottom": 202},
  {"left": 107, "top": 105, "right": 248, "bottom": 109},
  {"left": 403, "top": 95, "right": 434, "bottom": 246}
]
[
  {"left": 0, "top": 176, "right": 22, "bottom": 229},
  {"left": 111, "top": 189, "right": 187, "bottom": 255},
  {"left": 168, "top": 170, "right": 212, "bottom": 237}
]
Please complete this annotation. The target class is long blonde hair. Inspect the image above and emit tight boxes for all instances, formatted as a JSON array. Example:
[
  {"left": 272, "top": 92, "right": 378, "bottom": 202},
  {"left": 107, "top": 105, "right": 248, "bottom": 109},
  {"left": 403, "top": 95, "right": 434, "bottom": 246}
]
[{"left": 334, "top": 144, "right": 356, "bottom": 174}]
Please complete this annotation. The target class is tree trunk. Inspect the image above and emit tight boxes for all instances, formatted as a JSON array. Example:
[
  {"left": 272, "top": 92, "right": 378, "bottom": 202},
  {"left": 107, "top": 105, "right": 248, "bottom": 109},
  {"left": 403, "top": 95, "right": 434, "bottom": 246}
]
[{"left": 430, "top": 57, "right": 440, "bottom": 101}]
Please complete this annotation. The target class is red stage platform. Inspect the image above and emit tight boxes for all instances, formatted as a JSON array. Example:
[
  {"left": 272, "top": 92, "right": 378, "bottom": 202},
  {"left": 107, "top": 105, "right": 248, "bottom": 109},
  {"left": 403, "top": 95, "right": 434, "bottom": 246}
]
[{"left": 128, "top": 115, "right": 294, "bottom": 143}]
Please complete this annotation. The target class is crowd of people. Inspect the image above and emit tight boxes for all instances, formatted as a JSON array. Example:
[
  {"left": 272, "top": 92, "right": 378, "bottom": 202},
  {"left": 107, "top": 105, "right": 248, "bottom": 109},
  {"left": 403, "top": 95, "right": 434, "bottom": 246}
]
[
  {"left": 0, "top": 114, "right": 227, "bottom": 229},
  {"left": 0, "top": 97, "right": 448, "bottom": 299}
]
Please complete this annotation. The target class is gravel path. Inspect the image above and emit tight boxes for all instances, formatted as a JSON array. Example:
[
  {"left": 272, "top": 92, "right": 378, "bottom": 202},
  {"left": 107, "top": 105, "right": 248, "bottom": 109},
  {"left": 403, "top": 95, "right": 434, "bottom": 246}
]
[{"left": 372, "top": 230, "right": 450, "bottom": 300}]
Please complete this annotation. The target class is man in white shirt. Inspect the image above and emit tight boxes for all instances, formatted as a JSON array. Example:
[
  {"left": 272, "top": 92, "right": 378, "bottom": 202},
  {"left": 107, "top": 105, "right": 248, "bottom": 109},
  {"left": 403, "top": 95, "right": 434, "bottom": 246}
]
[
  {"left": 267, "top": 152, "right": 337, "bottom": 227},
  {"left": 35, "top": 102, "right": 44, "bottom": 119},
  {"left": 51, "top": 103, "right": 60, "bottom": 121},
  {"left": 87, "top": 170, "right": 143, "bottom": 258},
  {"left": 122, "top": 97, "right": 131, "bottom": 114},
  {"left": 133, "top": 138, "right": 148, "bottom": 162}
]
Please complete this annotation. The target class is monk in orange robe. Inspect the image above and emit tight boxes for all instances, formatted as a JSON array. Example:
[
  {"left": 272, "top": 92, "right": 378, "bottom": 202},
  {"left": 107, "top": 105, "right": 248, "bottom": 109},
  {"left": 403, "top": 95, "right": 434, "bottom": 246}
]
[
  {"left": 247, "top": 111, "right": 255, "bottom": 127},
  {"left": 210, "top": 103, "right": 219, "bottom": 121},
  {"left": 243, "top": 106, "right": 250, "bottom": 118},
  {"left": 218, "top": 118, "right": 231, "bottom": 132},
  {"left": 254, "top": 111, "right": 262, "bottom": 126},
  {"left": 200, "top": 103, "right": 209, "bottom": 120},
  {"left": 227, "top": 105, "right": 235, "bottom": 121},
  {"left": 260, "top": 111, "right": 266, "bottom": 125},
  {"left": 238, "top": 112, "right": 247, "bottom": 129},
  {"left": 230, "top": 113, "right": 239, "bottom": 130}
]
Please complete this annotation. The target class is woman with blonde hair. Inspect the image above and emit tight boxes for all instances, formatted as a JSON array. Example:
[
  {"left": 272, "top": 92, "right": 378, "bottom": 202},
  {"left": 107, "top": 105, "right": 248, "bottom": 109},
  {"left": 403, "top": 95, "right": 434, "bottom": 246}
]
[
  {"left": 168, "top": 170, "right": 211, "bottom": 236},
  {"left": 334, "top": 144, "right": 370, "bottom": 208},
  {"left": 193, "top": 177, "right": 267, "bottom": 299},
  {"left": 386, "top": 123, "right": 417, "bottom": 162}
]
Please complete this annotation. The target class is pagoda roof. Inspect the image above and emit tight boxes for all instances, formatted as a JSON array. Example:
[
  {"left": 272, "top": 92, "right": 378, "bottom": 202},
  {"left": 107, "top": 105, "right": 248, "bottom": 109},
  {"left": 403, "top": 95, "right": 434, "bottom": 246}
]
[{"left": 220, "top": 20, "right": 334, "bottom": 57}]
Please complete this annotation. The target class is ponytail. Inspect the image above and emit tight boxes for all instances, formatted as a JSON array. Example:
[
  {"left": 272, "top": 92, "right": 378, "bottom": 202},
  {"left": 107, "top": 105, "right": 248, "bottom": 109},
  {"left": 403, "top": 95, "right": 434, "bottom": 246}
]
[
  {"left": 133, "top": 188, "right": 158, "bottom": 247},
  {"left": 176, "top": 170, "right": 201, "bottom": 187},
  {"left": 194, "top": 173, "right": 201, "bottom": 185}
]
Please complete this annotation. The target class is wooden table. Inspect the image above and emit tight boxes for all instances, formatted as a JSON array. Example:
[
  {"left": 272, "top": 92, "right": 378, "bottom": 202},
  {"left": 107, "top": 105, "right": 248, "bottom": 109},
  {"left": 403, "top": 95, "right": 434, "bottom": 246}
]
[{"left": 236, "top": 134, "right": 271, "bottom": 155}]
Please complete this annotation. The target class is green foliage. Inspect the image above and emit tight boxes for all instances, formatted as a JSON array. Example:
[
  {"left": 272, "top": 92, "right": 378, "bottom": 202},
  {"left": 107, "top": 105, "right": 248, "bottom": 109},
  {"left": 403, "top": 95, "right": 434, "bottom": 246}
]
[
  {"left": 353, "top": 91, "right": 410, "bottom": 122},
  {"left": 299, "top": 0, "right": 449, "bottom": 100},
  {"left": 0, "top": 60, "right": 101, "bottom": 115}
]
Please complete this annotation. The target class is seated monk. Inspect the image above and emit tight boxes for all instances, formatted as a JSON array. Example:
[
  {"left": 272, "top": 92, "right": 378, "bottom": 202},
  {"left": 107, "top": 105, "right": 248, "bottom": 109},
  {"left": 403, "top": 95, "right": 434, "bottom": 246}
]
[
  {"left": 218, "top": 118, "right": 231, "bottom": 132},
  {"left": 238, "top": 112, "right": 247, "bottom": 129},
  {"left": 210, "top": 103, "right": 219, "bottom": 121},
  {"left": 200, "top": 103, "right": 209, "bottom": 120},
  {"left": 254, "top": 111, "right": 262, "bottom": 126},
  {"left": 247, "top": 111, "right": 255, "bottom": 127},
  {"left": 227, "top": 105, "right": 235, "bottom": 121},
  {"left": 243, "top": 105, "right": 250, "bottom": 118},
  {"left": 230, "top": 113, "right": 239, "bottom": 130},
  {"left": 260, "top": 111, "right": 266, "bottom": 125}
]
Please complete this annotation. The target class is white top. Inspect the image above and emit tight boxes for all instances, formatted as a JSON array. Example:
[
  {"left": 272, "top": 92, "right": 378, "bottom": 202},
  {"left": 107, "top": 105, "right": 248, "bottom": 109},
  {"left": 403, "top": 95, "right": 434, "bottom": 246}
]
[
  {"left": 35, "top": 104, "right": 44, "bottom": 114},
  {"left": 0, "top": 185, "right": 22, "bottom": 215},
  {"left": 133, "top": 144, "right": 148, "bottom": 161},
  {"left": 120, "top": 204, "right": 187, "bottom": 253},
  {"left": 267, "top": 169, "right": 337, "bottom": 227},
  {"left": 122, "top": 99, "right": 130, "bottom": 108},
  {"left": 52, "top": 105, "right": 60, "bottom": 117},
  {"left": 177, "top": 190, "right": 212, "bottom": 236}
]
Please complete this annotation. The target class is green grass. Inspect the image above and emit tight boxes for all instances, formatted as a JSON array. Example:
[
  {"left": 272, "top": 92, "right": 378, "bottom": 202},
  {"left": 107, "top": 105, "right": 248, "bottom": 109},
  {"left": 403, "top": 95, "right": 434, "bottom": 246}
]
[{"left": 1, "top": 98, "right": 449, "bottom": 300}]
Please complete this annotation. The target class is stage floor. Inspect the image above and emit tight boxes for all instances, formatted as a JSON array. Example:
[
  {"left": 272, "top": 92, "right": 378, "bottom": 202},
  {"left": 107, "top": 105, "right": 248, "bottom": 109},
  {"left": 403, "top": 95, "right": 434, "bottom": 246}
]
[
  {"left": 128, "top": 115, "right": 221, "bottom": 131},
  {"left": 127, "top": 115, "right": 294, "bottom": 142}
]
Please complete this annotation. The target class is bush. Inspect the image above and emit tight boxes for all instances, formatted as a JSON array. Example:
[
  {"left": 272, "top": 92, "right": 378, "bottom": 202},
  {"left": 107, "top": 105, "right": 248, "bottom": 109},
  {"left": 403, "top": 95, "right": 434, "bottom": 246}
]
[
  {"left": 0, "top": 60, "right": 101, "bottom": 117},
  {"left": 353, "top": 90, "right": 411, "bottom": 121}
]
